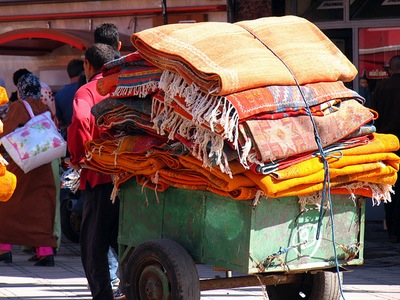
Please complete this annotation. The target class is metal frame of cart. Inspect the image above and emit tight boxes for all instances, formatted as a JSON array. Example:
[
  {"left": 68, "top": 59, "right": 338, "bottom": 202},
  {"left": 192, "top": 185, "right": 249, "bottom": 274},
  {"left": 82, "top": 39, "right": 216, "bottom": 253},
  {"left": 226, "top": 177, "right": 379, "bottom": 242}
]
[{"left": 118, "top": 179, "right": 365, "bottom": 300}]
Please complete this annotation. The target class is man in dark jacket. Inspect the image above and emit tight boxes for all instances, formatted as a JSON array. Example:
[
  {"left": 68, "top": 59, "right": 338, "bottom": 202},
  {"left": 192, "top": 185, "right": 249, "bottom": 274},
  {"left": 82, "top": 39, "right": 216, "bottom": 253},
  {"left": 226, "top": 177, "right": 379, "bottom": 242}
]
[{"left": 372, "top": 55, "right": 400, "bottom": 243}]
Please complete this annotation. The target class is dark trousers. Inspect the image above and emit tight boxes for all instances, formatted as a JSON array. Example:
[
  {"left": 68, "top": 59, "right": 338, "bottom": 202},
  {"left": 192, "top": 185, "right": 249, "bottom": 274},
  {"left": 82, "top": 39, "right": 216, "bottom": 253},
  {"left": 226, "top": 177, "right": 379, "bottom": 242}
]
[
  {"left": 80, "top": 183, "right": 120, "bottom": 300},
  {"left": 385, "top": 178, "right": 400, "bottom": 240}
]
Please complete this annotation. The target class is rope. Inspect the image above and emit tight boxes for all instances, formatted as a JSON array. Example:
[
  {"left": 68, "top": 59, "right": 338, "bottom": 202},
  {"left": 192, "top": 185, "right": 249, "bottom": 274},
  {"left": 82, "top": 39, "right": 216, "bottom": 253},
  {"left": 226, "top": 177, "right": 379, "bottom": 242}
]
[{"left": 241, "top": 26, "right": 346, "bottom": 299}]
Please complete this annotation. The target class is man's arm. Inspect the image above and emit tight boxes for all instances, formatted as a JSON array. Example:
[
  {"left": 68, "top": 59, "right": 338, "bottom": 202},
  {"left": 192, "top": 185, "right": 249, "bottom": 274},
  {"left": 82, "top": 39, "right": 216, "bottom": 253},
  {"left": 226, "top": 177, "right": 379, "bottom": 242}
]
[{"left": 67, "top": 93, "right": 93, "bottom": 169}]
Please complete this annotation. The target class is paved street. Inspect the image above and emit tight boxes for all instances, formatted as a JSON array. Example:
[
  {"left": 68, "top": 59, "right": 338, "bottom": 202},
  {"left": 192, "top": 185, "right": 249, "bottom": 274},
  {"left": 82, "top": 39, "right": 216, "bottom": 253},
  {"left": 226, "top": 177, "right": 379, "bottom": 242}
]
[{"left": 0, "top": 221, "right": 399, "bottom": 300}]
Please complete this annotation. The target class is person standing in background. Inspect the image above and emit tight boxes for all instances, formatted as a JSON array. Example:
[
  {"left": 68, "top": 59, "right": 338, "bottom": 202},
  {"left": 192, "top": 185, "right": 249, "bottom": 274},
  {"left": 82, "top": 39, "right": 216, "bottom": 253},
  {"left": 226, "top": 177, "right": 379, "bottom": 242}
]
[
  {"left": 94, "top": 23, "right": 122, "bottom": 59},
  {"left": 371, "top": 55, "right": 400, "bottom": 244},
  {"left": 359, "top": 75, "right": 372, "bottom": 108},
  {"left": 40, "top": 81, "right": 57, "bottom": 122},
  {"left": 0, "top": 73, "right": 57, "bottom": 266},
  {"left": 78, "top": 23, "right": 122, "bottom": 89},
  {"left": 9, "top": 68, "right": 62, "bottom": 252},
  {"left": 55, "top": 58, "right": 84, "bottom": 140}
]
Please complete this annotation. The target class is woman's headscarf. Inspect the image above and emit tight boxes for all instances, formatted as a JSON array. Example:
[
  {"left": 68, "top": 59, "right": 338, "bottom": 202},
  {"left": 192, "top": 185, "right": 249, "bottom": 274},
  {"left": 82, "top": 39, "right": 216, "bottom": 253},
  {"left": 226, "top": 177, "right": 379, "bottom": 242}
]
[{"left": 17, "top": 73, "right": 41, "bottom": 100}]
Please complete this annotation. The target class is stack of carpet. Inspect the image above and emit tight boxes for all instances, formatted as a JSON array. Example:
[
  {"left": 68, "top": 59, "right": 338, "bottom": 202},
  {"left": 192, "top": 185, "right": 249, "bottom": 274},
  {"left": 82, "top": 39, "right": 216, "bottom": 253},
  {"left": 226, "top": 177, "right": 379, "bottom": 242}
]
[
  {"left": 85, "top": 15, "right": 400, "bottom": 205},
  {"left": 0, "top": 86, "right": 17, "bottom": 202}
]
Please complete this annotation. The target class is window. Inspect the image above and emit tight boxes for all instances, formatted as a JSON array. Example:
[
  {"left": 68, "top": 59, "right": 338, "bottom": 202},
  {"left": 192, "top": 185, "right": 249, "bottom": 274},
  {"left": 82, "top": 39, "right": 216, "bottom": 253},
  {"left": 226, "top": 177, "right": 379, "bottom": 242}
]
[
  {"left": 359, "top": 27, "right": 400, "bottom": 80},
  {"left": 351, "top": 0, "right": 400, "bottom": 20}
]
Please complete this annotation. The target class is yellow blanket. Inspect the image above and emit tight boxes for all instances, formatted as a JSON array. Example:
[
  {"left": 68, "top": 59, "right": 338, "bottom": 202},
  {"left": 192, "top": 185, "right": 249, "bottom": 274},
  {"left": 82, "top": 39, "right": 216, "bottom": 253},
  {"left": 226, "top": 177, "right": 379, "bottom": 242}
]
[
  {"left": 153, "top": 160, "right": 259, "bottom": 200},
  {"left": 0, "top": 170, "right": 17, "bottom": 202},
  {"left": 0, "top": 86, "right": 8, "bottom": 106},
  {"left": 131, "top": 16, "right": 357, "bottom": 96},
  {"left": 85, "top": 133, "right": 399, "bottom": 202},
  {"left": 0, "top": 88, "right": 17, "bottom": 202},
  {"left": 245, "top": 133, "right": 400, "bottom": 198}
]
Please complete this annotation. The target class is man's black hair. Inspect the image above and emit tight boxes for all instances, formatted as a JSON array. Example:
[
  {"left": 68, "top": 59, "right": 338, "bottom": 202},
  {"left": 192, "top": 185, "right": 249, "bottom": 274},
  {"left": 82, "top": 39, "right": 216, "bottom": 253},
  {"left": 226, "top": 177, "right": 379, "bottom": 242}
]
[
  {"left": 67, "top": 59, "right": 84, "bottom": 78},
  {"left": 94, "top": 23, "right": 120, "bottom": 51},
  {"left": 389, "top": 55, "right": 400, "bottom": 74},
  {"left": 85, "top": 43, "right": 115, "bottom": 71},
  {"left": 13, "top": 68, "right": 31, "bottom": 86}
]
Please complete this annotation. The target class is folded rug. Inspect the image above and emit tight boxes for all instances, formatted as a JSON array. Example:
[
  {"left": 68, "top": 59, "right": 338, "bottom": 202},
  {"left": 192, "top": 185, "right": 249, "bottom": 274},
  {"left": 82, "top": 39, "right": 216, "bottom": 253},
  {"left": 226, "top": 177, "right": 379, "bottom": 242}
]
[
  {"left": 152, "top": 167, "right": 259, "bottom": 200},
  {"left": 92, "top": 96, "right": 159, "bottom": 137},
  {"left": 240, "top": 99, "right": 374, "bottom": 163},
  {"left": 132, "top": 15, "right": 357, "bottom": 96},
  {"left": 252, "top": 133, "right": 374, "bottom": 175},
  {"left": 159, "top": 71, "right": 363, "bottom": 148},
  {"left": 97, "top": 52, "right": 162, "bottom": 98},
  {"left": 244, "top": 133, "right": 400, "bottom": 198}
]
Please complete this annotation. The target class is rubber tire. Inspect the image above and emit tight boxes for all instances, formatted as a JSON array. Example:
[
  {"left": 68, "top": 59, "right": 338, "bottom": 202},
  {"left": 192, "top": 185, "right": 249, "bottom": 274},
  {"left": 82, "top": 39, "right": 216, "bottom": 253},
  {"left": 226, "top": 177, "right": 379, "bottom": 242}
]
[
  {"left": 60, "top": 198, "right": 81, "bottom": 243},
  {"left": 266, "top": 271, "right": 342, "bottom": 300},
  {"left": 124, "top": 239, "right": 200, "bottom": 300}
]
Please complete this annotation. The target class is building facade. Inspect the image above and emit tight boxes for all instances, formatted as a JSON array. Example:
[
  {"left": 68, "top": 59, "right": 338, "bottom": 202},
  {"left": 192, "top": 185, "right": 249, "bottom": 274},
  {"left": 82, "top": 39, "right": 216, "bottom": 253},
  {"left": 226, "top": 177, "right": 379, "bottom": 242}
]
[{"left": 0, "top": 0, "right": 228, "bottom": 92}]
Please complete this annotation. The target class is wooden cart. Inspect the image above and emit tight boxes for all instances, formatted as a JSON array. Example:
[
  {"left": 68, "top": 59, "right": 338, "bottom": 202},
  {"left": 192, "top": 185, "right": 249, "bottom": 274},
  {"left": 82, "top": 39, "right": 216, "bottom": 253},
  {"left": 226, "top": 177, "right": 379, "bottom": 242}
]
[{"left": 118, "top": 179, "right": 364, "bottom": 300}]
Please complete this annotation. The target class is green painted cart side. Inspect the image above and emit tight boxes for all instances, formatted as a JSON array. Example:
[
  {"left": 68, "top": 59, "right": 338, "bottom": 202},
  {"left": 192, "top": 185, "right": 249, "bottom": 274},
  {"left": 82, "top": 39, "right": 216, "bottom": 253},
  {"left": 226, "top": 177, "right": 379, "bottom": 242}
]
[{"left": 118, "top": 179, "right": 365, "bottom": 299}]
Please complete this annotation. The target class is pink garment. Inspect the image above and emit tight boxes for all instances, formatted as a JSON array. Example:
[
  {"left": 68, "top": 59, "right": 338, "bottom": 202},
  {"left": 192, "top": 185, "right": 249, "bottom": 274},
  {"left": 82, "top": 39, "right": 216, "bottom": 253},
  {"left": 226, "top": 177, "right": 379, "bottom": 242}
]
[
  {"left": 40, "top": 82, "right": 56, "bottom": 116},
  {"left": 0, "top": 243, "right": 11, "bottom": 251},
  {"left": 0, "top": 244, "right": 53, "bottom": 257},
  {"left": 36, "top": 246, "right": 54, "bottom": 257}
]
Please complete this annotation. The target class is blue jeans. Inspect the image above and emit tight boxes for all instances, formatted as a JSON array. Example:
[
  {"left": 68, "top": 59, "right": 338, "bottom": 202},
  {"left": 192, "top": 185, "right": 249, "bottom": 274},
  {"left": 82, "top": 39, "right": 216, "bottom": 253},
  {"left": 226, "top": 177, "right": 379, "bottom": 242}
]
[{"left": 108, "top": 246, "right": 119, "bottom": 282}]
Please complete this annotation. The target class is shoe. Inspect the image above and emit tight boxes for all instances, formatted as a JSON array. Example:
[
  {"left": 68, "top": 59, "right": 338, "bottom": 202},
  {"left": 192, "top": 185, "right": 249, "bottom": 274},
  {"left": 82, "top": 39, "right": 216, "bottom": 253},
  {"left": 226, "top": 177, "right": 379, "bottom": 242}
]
[
  {"left": 0, "top": 251, "right": 12, "bottom": 263},
  {"left": 28, "top": 255, "right": 39, "bottom": 262},
  {"left": 113, "top": 289, "right": 126, "bottom": 300},
  {"left": 111, "top": 278, "right": 120, "bottom": 288},
  {"left": 34, "top": 255, "right": 54, "bottom": 266}
]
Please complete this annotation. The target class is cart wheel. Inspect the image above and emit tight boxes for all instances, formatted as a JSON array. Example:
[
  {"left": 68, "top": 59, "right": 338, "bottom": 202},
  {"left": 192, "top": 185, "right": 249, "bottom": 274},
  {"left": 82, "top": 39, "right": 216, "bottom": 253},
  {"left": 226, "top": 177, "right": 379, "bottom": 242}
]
[
  {"left": 124, "top": 239, "right": 200, "bottom": 300},
  {"left": 266, "top": 271, "right": 342, "bottom": 300},
  {"left": 60, "top": 198, "right": 81, "bottom": 243}
]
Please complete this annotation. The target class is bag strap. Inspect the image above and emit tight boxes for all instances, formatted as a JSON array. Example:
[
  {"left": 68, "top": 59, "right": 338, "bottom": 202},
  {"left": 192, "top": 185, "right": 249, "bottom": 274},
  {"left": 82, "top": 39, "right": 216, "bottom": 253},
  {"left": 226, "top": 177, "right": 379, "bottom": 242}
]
[{"left": 21, "top": 100, "right": 35, "bottom": 119}]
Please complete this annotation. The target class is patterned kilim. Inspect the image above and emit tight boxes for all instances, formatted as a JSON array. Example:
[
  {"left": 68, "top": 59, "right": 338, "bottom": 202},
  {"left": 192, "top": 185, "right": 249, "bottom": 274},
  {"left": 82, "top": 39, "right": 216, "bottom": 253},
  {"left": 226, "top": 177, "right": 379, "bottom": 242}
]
[
  {"left": 91, "top": 96, "right": 158, "bottom": 137},
  {"left": 132, "top": 16, "right": 357, "bottom": 96},
  {"left": 78, "top": 15, "right": 400, "bottom": 204},
  {"left": 157, "top": 71, "right": 366, "bottom": 162},
  {"left": 97, "top": 51, "right": 162, "bottom": 98},
  {"left": 239, "top": 99, "right": 374, "bottom": 163}
]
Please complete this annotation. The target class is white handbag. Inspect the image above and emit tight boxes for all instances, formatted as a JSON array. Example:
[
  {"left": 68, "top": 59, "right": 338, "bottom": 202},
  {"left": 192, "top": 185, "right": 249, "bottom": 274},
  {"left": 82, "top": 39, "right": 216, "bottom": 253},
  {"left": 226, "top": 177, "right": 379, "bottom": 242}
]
[{"left": 0, "top": 100, "right": 67, "bottom": 173}]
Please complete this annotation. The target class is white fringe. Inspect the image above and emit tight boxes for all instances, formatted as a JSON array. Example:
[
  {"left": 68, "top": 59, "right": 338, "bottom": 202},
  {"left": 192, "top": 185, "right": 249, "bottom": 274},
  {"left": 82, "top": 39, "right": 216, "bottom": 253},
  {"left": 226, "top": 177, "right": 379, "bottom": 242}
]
[
  {"left": 157, "top": 70, "right": 245, "bottom": 171},
  {"left": 151, "top": 95, "right": 232, "bottom": 176},
  {"left": 112, "top": 81, "right": 159, "bottom": 98},
  {"left": 298, "top": 182, "right": 394, "bottom": 212},
  {"left": 0, "top": 154, "right": 9, "bottom": 166}
]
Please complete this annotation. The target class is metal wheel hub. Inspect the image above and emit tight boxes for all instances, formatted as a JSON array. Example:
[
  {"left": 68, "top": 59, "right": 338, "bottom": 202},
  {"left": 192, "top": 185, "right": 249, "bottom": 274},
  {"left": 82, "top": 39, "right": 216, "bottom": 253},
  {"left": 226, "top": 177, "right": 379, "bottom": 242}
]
[{"left": 139, "top": 264, "right": 170, "bottom": 300}]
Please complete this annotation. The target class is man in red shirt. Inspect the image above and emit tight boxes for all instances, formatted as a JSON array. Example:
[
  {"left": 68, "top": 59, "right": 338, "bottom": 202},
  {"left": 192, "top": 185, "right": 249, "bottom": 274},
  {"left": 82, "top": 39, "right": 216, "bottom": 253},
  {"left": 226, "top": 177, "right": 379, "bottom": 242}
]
[{"left": 67, "top": 43, "right": 120, "bottom": 300}]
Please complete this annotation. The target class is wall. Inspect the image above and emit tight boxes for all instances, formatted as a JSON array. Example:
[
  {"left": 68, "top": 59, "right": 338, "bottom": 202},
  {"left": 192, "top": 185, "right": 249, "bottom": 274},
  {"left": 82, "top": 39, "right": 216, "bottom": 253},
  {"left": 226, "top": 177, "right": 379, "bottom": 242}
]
[{"left": 0, "top": 0, "right": 227, "bottom": 94}]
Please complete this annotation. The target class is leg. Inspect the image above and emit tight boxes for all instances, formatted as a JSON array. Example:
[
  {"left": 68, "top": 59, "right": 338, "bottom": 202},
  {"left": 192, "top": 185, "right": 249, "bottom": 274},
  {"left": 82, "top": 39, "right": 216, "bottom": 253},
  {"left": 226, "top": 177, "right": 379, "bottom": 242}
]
[
  {"left": 108, "top": 246, "right": 119, "bottom": 287},
  {"left": 36, "top": 246, "right": 54, "bottom": 257},
  {"left": 33, "top": 246, "right": 54, "bottom": 266},
  {"left": 0, "top": 244, "right": 12, "bottom": 251},
  {"left": 80, "top": 183, "right": 119, "bottom": 300},
  {"left": 52, "top": 159, "right": 62, "bottom": 251},
  {"left": 388, "top": 179, "right": 400, "bottom": 242},
  {"left": 0, "top": 244, "right": 12, "bottom": 263},
  {"left": 391, "top": 185, "right": 400, "bottom": 242},
  {"left": 384, "top": 200, "right": 394, "bottom": 236}
]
